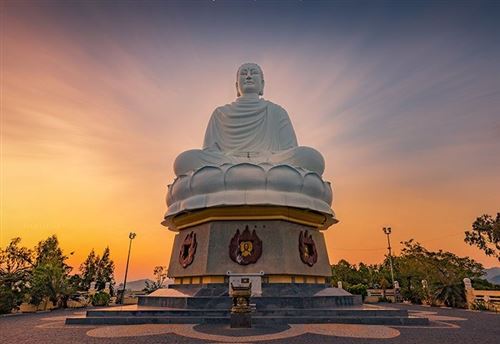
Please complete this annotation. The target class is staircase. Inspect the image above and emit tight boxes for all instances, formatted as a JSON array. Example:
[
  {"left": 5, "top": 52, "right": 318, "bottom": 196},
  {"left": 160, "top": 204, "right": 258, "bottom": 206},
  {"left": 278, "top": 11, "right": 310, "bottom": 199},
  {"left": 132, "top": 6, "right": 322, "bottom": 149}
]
[{"left": 65, "top": 284, "right": 428, "bottom": 326}]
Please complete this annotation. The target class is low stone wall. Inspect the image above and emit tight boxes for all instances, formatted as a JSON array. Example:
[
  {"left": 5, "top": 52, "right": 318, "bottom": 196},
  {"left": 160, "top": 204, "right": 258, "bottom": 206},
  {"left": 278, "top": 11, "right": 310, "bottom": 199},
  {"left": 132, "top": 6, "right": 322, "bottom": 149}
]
[
  {"left": 466, "top": 288, "right": 500, "bottom": 311},
  {"left": 365, "top": 289, "right": 396, "bottom": 303},
  {"left": 18, "top": 298, "right": 58, "bottom": 313}
]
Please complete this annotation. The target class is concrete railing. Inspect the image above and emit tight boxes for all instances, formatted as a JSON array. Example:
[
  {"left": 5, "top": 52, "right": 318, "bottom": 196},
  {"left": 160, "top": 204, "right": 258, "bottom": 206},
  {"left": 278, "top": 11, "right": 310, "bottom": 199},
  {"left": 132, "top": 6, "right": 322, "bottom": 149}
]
[
  {"left": 464, "top": 278, "right": 500, "bottom": 312},
  {"left": 365, "top": 288, "right": 396, "bottom": 303},
  {"left": 467, "top": 289, "right": 500, "bottom": 311}
]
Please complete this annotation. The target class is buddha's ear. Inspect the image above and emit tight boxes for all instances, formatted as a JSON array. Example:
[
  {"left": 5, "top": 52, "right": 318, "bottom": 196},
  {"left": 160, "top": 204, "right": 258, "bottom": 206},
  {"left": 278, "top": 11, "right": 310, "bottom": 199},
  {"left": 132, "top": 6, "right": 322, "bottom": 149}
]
[
  {"left": 259, "top": 79, "right": 265, "bottom": 96},
  {"left": 236, "top": 82, "right": 241, "bottom": 97}
]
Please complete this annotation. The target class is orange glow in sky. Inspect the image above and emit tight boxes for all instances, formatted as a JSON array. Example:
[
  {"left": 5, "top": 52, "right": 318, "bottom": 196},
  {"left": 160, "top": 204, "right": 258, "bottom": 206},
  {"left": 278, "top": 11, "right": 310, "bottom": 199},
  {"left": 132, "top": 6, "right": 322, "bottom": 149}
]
[{"left": 1, "top": 2, "right": 499, "bottom": 281}]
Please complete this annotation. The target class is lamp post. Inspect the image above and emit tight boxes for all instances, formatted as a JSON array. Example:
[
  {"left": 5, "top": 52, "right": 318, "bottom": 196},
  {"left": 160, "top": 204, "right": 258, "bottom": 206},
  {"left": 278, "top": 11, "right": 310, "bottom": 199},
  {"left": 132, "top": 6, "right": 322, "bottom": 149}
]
[
  {"left": 382, "top": 227, "right": 395, "bottom": 288},
  {"left": 120, "top": 232, "right": 136, "bottom": 304}
]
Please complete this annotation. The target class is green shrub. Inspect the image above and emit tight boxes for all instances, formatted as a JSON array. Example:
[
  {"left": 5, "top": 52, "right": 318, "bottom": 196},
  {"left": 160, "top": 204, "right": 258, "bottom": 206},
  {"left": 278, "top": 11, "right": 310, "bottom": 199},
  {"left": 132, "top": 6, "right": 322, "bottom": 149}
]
[
  {"left": 346, "top": 284, "right": 368, "bottom": 300},
  {"left": 0, "top": 286, "right": 17, "bottom": 314},
  {"left": 91, "top": 292, "right": 110, "bottom": 306},
  {"left": 378, "top": 296, "right": 393, "bottom": 303},
  {"left": 471, "top": 300, "right": 489, "bottom": 311}
]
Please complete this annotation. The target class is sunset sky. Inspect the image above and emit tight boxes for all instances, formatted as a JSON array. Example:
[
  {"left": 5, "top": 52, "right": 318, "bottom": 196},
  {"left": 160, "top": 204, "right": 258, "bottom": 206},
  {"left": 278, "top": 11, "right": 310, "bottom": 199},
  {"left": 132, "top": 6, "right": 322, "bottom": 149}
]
[{"left": 1, "top": 1, "right": 499, "bottom": 281}]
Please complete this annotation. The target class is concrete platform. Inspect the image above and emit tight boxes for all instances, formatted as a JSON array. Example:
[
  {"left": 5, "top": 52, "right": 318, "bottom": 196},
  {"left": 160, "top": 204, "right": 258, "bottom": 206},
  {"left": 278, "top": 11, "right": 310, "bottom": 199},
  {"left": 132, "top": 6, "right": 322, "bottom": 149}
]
[
  {"left": 65, "top": 304, "right": 428, "bottom": 326},
  {"left": 137, "top": 283, "right": 362, "bottom": 309},
  {"left": 65, "top": 284, "right": 429, "bottom": 326}
]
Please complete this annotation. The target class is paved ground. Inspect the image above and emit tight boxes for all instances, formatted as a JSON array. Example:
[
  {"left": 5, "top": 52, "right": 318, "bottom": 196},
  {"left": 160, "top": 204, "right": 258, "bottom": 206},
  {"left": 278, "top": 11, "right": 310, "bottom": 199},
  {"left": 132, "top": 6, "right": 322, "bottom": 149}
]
[{"left": 1, "top": 303, "right": 498, "bottom": 343}]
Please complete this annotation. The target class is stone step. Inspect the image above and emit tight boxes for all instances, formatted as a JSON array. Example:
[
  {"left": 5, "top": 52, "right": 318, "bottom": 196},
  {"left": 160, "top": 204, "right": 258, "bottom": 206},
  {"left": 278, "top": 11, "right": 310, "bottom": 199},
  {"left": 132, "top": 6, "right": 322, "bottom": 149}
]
[
  {"left": 138, "top": 296, "right": 231, "bottom": 309},
  {"left": 86, "top": 308, "right": 409, "bottom": 318},
  {"left": 254, "top": 296, "right": 362, "bottom": 308},
  {"left": 65, "top": 315, "right": 428, "bottom": 326},
  {"left": 66, "top": 316, "right": 203, "bottom": 325},
  {"left": 139, "top": 295, "right": 360, "bottom": 309},
  {"left": 250, "top": 315, "right": 429, "bottom": 326},
  {"left": 256, "top": 308, "right": 409, "bottom": 317},
  {"left": 86, "top": 309, "right": 229, "bottom": 317}
]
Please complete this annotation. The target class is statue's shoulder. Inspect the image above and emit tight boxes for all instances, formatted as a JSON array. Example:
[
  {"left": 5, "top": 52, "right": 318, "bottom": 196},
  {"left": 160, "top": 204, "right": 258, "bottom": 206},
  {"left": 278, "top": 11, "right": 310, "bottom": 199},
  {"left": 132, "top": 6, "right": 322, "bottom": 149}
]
[
  {"left": 264, "top": 100, "right": 289, "bottom": 116},
  {"left": 211, "top": 104, "right": 230, "bottom": 116}
]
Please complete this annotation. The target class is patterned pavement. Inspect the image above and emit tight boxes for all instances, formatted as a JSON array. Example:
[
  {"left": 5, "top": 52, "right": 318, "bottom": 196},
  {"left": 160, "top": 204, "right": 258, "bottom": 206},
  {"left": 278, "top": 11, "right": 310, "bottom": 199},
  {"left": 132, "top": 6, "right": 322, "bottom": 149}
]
[{"left": 1, "top": 303, "right": 498, "bottom": 343}]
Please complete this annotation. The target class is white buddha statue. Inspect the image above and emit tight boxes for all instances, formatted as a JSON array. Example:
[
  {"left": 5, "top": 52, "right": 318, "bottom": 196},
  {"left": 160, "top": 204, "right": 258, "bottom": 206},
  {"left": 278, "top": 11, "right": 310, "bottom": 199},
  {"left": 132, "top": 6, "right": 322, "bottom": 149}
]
[
  {"left": 173, "top": 63, "right": 325, "bottom": 176},
  {"left": 164, "top": 63, "right": 335, "bottom": 228}
]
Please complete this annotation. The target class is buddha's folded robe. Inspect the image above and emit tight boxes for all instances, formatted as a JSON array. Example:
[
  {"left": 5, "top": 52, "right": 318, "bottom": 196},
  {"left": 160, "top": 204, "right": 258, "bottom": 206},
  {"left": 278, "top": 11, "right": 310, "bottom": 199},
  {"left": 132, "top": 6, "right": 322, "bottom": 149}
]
[
  {"left": 204, "top": 96, "right": 297, "bottom": 153},
  {"left": 174, "top": 96, "right": 325, "bottom": 176}
]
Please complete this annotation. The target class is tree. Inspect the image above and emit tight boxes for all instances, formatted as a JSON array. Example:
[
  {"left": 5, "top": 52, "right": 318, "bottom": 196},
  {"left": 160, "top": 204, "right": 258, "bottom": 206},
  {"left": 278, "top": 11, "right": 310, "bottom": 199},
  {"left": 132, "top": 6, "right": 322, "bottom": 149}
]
[
  {"left": 471, "top": 278, "right": 500, "bottom": 290},
  {"left": 357, "top": 263, "right": 381, "bottom": 287},
  {"left": 331, "top": 259, "right": 359, "bottom": 287},
  {"left": 331, "top": 259, "right": 392, "bottom": 289},
  {"left": 0, "top": 238, "right": 33, "bottom": 277},
  {"left": 30, "top": 260, "right": 74, "bottom": 308},
  {"left": 1, "top": 235, "right": 116, "bottom": 313},
  {"left": 96, "top": 247, "right": 115, "bottom": 294},
  {"left": 29, "top": 235, "right": 74, "bottom": 308},
  {"left": 395, "top": 240, "right": 484, "bottom": 307},
  {"left": 0, "top": 238, "right": 34, "bottom": 314},
  {"left": 34, "top": 235, "right": 65, "bottom": 266},
  {"left": 144, "top": 266, "right": 168, "bottom": 293},
  {"left": 79, "top": 249, "right": 98, "bottom": 291},
  {"left": 465, "top": 213, "right": 500, "bottom": 261},
  {"left": 79, "top": 247, "right": 115, "bottom": 295}
]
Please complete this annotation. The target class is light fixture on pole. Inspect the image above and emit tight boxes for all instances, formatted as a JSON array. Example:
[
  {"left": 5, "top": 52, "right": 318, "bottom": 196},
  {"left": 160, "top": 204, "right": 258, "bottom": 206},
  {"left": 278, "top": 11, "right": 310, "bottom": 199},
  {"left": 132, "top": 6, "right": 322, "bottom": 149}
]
[
  {"left": 120, "top": 232, "right": 137, "bottom": 304},
  {"left": 382, "top": 227, "right": 395, "bottom": 288}
]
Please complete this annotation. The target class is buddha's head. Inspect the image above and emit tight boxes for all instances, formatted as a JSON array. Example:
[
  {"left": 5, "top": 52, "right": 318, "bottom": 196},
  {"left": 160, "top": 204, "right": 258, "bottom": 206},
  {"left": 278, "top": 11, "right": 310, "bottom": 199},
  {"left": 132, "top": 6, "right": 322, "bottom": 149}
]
[{"left": 236, "top": 63, "right": 264, "bottom": 97}]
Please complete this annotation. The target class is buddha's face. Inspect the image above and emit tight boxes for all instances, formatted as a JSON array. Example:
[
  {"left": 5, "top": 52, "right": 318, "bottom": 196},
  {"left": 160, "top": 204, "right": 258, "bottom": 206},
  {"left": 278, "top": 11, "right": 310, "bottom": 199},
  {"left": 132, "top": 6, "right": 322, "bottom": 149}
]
[{"left": 236, "top": 63, "right": 264, "bottom": 97}]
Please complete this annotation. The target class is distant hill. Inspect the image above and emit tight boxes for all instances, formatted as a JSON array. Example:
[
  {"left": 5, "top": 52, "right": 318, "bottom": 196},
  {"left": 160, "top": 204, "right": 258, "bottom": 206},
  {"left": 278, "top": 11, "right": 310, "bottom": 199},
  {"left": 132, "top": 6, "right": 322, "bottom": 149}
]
[
  {"left": 484, "top": 267, "right": 500, "bottom": 285},
  {"left": 115, "top": 278, "right": 175, "bottom": 291},
  {"left": 116, "top": 279, "right": 153, "bottom": 291}
]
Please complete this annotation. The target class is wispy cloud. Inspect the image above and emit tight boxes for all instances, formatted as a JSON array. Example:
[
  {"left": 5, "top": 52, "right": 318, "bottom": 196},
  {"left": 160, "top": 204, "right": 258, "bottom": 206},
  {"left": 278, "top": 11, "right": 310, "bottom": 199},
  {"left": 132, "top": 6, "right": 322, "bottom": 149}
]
[{"left": 2, "top": 2, "right": 499, "bottom": 279}]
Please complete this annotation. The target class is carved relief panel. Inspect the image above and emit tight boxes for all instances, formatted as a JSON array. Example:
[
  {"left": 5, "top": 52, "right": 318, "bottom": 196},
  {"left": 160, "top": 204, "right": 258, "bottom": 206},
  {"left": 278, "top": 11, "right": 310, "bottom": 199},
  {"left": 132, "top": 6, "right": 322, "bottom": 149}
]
[
  {"left": 299, "top": 230, "right": 318, "bottom": 267},
  {"left": 179, "top": 231, "right": 197, "bottom": 268},
  {"left": 229, "top": 225, "right": 263, "bottom": 265}
]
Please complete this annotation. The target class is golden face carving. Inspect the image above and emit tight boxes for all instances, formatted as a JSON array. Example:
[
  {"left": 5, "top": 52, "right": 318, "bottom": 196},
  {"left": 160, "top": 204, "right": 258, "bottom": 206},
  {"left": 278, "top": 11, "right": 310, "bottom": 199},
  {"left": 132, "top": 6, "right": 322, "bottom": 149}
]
[{"left": 239, "top": 241, "right": 253, "bottom": 257}]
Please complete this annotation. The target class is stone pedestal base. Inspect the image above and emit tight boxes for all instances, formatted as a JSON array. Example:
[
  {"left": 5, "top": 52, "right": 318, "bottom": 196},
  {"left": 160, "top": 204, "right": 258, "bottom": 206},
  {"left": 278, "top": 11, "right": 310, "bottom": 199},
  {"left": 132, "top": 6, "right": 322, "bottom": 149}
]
[
  {"left": 66, "top": 284, "right": 431, "bottom": 326},
  {"left": 167, "top": 219, "right": 332, "bottom": 282},
  {"left": 230, "top": 313, "right": 252, "bottom": 328}
]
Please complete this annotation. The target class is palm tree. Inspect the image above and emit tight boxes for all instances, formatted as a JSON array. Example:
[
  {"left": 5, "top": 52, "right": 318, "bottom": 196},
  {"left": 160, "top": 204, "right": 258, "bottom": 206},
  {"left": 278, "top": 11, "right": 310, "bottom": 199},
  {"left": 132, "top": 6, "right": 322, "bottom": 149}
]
[{"left": 432, "top": 282, "right": 466, "bottom": 307}]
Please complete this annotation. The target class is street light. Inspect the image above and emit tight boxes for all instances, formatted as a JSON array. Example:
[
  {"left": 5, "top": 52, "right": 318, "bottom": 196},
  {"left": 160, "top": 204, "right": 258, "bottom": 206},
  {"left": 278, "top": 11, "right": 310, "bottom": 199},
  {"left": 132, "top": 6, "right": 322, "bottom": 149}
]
[
  {"left": 119, "top": 232, "right": 137, "bottom": 304},
  {"left": 382, "top": 227, "right": 395, "bottom": 289}
]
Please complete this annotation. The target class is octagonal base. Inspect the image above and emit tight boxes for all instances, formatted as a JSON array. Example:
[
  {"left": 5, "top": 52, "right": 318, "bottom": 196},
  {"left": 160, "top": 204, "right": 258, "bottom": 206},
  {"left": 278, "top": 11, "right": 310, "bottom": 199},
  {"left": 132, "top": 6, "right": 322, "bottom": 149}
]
[{"left": 167, "top": 219, "right": 332, "bottom": 282}]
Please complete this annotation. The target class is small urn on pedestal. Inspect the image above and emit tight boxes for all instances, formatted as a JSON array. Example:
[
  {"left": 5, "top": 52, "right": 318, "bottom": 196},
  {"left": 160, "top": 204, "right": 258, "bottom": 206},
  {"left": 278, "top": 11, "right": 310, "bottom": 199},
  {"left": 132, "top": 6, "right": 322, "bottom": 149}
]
[{"left": 230, "top": 280, "right": 252, "bottom": 328}]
